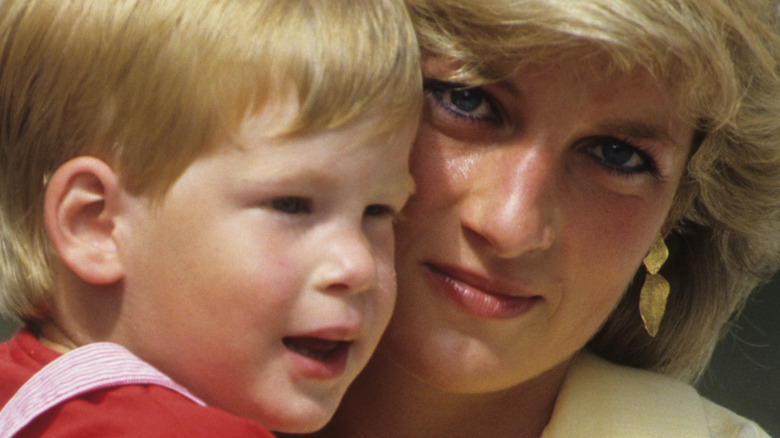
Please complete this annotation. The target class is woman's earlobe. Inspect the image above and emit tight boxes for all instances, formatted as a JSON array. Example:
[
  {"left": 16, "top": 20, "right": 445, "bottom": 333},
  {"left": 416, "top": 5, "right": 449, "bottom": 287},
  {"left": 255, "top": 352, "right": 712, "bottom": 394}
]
[{"left": 44, "top": 156, "right": 125, "bottom": 285}]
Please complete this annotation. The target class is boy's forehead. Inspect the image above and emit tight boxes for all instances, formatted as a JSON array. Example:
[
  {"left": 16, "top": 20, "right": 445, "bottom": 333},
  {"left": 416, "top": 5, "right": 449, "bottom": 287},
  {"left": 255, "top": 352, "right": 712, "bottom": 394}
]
[{"left": 236, "top": 99, "right": 417, "bottom": 149}]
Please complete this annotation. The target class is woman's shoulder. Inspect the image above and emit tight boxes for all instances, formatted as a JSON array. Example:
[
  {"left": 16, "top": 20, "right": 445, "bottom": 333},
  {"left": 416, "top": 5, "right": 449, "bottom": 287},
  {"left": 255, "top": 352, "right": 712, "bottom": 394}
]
[
  {"left": 700, "top": 398, "right": 770, "bottom": 438},
  {"left": 541, "top": 351, "right": 769, "bottom": 438}
]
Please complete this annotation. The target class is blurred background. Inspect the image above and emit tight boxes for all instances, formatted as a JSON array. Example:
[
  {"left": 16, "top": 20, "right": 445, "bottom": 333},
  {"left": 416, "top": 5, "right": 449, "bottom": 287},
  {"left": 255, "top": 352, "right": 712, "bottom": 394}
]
[
  {"left": 696, "top": 275, "right": 780, "bottom": 436},
  {"left": 1, "top": 276, "right": 778, "bottom": 435}
]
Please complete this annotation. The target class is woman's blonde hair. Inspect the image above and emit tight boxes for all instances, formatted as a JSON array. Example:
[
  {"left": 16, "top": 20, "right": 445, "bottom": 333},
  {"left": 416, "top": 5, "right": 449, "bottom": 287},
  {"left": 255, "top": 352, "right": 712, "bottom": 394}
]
[
  {"left": 0, "top": 0, "right": 421, "bottom": 323},
  {"left": 407, "top": 0, "right": 780, "bottom": 382}
]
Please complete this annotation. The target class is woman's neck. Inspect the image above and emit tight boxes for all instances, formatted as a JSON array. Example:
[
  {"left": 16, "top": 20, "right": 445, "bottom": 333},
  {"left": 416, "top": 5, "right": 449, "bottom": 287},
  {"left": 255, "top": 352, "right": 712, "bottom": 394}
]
[{"left": 316, "top": 351, "right": 570, "bottom": 438}]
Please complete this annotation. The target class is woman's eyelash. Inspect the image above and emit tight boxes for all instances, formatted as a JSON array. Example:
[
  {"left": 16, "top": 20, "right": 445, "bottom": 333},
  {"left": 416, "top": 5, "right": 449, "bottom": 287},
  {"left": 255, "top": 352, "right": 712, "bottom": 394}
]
[
  {"left": 582, "top": 136, "right": 659, "bottom": 176},
  {"left": 424, "top": 81, "right": 501, "bottom": 124},
  {"left": 426, "top": 82, "right": 663, "bottom": 178}
]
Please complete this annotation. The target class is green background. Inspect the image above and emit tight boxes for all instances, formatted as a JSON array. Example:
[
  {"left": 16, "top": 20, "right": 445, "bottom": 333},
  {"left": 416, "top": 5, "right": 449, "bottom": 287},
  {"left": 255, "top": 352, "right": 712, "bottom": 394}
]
[
  {"left": 1, "top": 278, "right": 778, "bottom": 436},
  {"left": 696, "top": 276, "right": 780, "bottom": 436}
]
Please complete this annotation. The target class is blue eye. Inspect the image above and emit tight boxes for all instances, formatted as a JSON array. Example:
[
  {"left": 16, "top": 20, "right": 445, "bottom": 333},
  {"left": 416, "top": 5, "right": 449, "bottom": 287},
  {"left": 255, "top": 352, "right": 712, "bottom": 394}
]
[
  {"left": 448, "top": 88, "right": 484, "bottom": 112},
  {"left": 584, "top": 137, "right": 656, "bottom": 175},
  {"left": 270, "top": 197, "right": 312, "bottom": 214},
  {"left": 426, "top": 82, "right": 498, "bottom": 123},
  {"left": 603, "top": 142, "right": 636, "bottom": 165}
]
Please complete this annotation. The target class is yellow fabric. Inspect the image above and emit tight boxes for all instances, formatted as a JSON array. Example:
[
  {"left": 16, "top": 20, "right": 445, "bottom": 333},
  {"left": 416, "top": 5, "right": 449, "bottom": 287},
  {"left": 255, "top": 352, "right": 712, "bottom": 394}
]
[{"left": 541, "top": 352, "right": 770, "bottom": 437}]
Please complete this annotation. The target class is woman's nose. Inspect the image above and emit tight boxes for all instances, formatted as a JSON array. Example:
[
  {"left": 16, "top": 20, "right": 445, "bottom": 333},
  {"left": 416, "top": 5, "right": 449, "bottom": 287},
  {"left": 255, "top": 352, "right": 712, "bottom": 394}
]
[
  {"left": 314, "top": 227, "right": 377, "bottom": 295},
  {"left": 459, "top": 147, "right": 557, "bottom": 258}
]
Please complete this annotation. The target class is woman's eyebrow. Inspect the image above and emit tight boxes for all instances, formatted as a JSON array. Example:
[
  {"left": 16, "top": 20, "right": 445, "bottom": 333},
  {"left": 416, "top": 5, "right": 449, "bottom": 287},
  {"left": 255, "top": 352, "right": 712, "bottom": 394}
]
[
  {"left": 594, "top": 119, "right": 688, "bottom": 151},
  {"left": 490, "top": 80, "right": 523, "bottom": 100},
  {"left": 478, "top": 77, "right": 690, "bottom": 152}
]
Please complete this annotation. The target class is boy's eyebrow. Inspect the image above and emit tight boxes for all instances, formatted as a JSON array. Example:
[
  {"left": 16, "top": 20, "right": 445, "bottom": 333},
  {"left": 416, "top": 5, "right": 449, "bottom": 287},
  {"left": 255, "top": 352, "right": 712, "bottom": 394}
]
[
  {"left": 238, "top": 169, "right": 330, "bottom": 186},
  {"left": 239, "top": 168, "right": 416, "bottom": 196},
  {"left": 398, "top": 174, "right": 416, "bottom": 196},
  {"left": 366, "top": 173, "right": 416, "bottom": 201},
  {"left": 399, "top": 176, "right": 417, "bottom": 200}
]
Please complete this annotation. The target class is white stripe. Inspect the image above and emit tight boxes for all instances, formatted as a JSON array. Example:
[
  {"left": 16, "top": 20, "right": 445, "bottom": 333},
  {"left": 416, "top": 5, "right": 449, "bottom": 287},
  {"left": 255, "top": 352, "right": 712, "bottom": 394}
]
[{"left": 0, "top": 342, "right": 205, "bottom": 437}]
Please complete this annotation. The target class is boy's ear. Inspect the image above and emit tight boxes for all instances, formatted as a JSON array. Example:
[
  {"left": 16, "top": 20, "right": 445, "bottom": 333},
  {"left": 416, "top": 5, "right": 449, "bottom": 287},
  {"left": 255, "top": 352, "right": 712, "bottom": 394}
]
[{"left": 44, "top": 156, "right": 125, "bottom": 285}]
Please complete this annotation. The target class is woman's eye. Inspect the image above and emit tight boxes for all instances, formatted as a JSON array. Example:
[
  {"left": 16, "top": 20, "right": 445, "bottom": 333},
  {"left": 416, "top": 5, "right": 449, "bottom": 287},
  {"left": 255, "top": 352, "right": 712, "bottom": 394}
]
[
  {"left": 269, "top": 197, "right": 312, "bottom": 214},
  {"left": 583, "top": 137, "right": 656, "bottom": 175},
  {"left": 426, "top": 82, "right": 498, "bottom": 123}
]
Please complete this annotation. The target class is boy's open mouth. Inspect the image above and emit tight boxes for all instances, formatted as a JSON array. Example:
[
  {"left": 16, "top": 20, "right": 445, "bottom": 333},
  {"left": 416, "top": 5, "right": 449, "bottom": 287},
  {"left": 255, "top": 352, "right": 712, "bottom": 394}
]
[{"left": 283, "top": 337, "right": 351, "bottom": 361}]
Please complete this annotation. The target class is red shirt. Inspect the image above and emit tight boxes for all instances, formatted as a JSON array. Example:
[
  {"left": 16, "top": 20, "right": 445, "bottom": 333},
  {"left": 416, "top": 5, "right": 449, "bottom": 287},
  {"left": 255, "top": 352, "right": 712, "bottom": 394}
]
[{"left": 0, "top": 329, "right": 275, "bottom": 437}]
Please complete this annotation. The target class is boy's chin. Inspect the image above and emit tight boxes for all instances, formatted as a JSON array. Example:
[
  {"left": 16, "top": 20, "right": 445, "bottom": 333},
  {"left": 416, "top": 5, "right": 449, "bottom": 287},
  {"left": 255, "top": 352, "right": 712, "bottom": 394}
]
[{"left": 256, "top": 392, "right": 343, "bottom": 434}]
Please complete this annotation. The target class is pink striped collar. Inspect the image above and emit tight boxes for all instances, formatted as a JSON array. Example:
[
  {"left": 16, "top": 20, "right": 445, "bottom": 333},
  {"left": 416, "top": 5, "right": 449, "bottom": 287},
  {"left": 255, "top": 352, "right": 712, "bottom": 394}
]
[{"left": 0, "top": 342, "right": 205, "bottom": 437}]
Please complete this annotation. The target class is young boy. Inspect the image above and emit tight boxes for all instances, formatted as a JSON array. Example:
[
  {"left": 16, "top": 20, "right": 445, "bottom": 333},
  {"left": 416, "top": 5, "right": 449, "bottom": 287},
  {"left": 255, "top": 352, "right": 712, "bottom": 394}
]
[{"left": 0, "top": 0, "right": 420, "bottom": 436}]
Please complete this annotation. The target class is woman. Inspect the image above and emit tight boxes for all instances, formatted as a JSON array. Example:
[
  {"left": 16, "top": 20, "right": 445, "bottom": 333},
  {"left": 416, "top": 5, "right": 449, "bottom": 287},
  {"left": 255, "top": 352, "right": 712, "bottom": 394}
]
[{"left": 300, "top": 0, "right": 780, "bottom": 437}]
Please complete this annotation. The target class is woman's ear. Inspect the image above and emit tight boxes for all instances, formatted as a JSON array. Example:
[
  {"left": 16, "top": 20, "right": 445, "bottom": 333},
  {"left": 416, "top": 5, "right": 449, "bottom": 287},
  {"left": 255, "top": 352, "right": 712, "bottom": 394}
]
[{"left": 44, "top": 156, "right": 125, "bottom": 285}]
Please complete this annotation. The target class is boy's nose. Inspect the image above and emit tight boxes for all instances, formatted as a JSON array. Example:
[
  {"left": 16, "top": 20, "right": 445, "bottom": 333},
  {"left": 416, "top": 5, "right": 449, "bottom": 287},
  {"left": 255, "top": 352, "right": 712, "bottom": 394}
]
[{"left": 314, "top": 229, "right": 377, "bottom": 295}]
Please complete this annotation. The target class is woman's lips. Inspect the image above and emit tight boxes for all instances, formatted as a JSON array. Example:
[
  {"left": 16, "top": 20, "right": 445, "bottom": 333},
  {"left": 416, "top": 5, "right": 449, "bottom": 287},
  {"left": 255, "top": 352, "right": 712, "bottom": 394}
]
[{"left": 423, "top": 263, "right": 541, "bottom": 320}]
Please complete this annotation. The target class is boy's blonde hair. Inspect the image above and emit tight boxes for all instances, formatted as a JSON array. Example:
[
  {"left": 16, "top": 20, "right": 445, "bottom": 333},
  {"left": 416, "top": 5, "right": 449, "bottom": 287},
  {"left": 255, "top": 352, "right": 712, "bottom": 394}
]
[
  {"left": 0, "top": 0, "right": 421, "bottom": 323},
  {"left": 407, "top": 0, "right": 780, "bottom": 382}
]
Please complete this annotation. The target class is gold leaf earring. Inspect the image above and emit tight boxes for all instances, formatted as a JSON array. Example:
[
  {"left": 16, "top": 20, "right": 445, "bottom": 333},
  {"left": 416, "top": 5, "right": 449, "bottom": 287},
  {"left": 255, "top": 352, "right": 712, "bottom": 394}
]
[{"left": 639, "top": 234, "right": 670, "bottom": 337}]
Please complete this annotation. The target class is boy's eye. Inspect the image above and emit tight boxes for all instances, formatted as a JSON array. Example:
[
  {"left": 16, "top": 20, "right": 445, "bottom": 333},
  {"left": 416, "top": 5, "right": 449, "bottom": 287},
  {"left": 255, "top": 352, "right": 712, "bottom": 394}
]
[
  {"left": 583, "top": 137, "right": 656, "bottom": 175},
  {"left": 364, "top": 204, "right": 395, "bottom": 218},
  {"left": 270, "top": 197, "right": 312, "bottom": 214}
]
